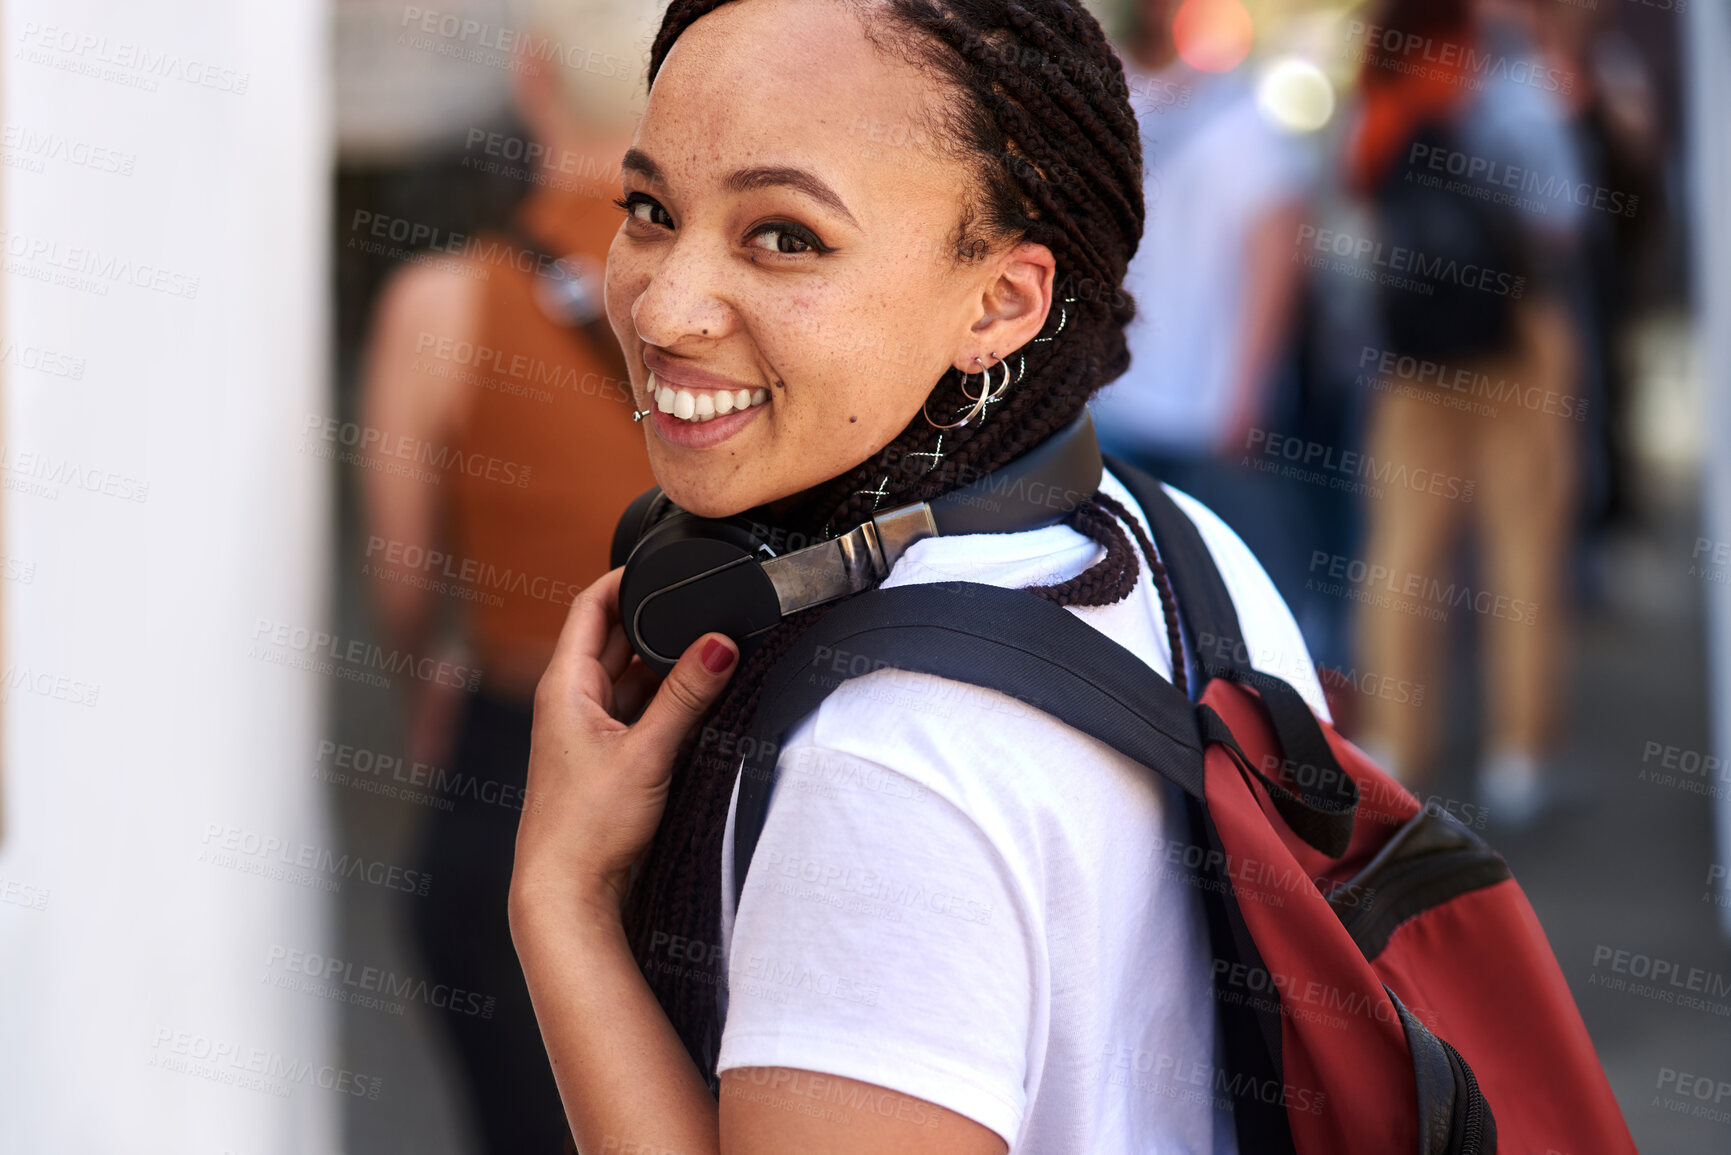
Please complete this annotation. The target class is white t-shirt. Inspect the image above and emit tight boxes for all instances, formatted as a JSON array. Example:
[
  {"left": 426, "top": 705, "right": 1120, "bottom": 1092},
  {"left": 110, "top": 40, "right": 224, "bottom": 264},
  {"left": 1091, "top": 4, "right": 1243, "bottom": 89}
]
[{"left": 716, "top": 467, "right": 1328, "bottom": 1152}]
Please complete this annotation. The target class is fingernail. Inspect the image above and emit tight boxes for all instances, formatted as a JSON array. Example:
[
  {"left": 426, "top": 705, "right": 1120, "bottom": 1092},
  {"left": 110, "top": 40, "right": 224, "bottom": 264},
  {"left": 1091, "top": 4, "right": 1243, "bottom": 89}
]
[{"left": 701, "top": 638, "right": 736, "bottom": 674}]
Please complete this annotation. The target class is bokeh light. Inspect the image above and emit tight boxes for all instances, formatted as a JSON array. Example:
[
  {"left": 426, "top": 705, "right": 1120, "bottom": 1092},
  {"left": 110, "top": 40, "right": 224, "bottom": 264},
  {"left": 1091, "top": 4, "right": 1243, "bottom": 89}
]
[
  {"left": 1173, "top": 0, "right": 1256, "bottom": 73},
  {"left": 1256, "top": 56, "right": 1336, "bottom": 133}
]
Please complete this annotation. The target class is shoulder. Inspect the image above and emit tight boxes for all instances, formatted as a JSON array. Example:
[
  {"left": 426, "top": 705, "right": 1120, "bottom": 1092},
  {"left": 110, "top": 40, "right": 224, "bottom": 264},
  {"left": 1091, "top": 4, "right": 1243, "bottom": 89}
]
[
  {"left": 1113, "top": 472, "right": 1333, "bottom": 722},
  {"left": 371, "top": 251, "right": 486, "bottom": 335},
  {"left": 805, "top": 465, "right": 1329, "bottom": 767},
  {"left": 360, "top": 254, "right": 486, "bottom": 429}
]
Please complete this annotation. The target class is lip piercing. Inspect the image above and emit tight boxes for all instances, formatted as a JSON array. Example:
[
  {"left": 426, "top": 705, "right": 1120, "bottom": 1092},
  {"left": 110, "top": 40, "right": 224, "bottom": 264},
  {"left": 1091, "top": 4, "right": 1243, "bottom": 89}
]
[{"left": 632, "top": 407, "right": 652, "bottom": 422}]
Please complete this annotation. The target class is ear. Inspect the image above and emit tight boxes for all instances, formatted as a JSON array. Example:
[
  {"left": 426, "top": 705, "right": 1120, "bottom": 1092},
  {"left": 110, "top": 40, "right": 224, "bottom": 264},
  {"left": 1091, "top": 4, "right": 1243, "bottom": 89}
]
[{"left": 954, "top": 241, "right": 1056, "bottom": 372}]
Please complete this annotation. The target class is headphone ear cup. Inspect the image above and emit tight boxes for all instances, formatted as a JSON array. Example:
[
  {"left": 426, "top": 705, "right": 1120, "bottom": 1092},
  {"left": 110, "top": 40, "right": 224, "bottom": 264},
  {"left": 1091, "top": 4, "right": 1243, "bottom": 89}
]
[
  {"left": 617, "top": 513, "right": 784, "bottom": 676},
  {"left": 611, "top": 486, "right": 670, "bottom": 571}
]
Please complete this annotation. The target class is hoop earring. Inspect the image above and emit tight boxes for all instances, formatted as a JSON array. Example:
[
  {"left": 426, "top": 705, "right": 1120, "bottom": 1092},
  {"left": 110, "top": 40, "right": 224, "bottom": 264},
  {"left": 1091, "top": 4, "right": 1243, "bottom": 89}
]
[
  {"left": 923, "top": 352, "right": 1015, "bottom": 430},
  {"left": 982, "top": 356, "right": 1014, "bottom": 404},
  {"left": 924, "top": 371, "right": 988, "bottom": 429},
  {"left": 958, "top": 353, "right": 998, "bottom": 402},
  {"left": 962, "top": 354, "right": 1014, "bottom": 408}
]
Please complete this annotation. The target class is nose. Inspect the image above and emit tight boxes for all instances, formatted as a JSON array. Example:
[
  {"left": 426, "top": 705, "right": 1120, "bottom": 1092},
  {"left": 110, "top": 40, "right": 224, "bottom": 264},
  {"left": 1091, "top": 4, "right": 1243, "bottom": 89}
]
[{"left": 628, "top": 232, "right": 739, "bottom": 350}]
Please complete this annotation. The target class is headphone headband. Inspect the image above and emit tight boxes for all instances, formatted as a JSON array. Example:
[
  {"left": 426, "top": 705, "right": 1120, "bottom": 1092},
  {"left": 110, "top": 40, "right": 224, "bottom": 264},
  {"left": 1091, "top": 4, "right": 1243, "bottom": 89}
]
[{"left": 614, "top": 411, "right": 1102, "bottom": 674}]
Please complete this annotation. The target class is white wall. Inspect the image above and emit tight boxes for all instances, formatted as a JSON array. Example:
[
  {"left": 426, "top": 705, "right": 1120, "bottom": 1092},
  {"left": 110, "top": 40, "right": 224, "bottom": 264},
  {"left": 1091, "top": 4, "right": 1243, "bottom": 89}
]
[{"left": 0, "top": 1, "right": 339, "bottom": 1150}]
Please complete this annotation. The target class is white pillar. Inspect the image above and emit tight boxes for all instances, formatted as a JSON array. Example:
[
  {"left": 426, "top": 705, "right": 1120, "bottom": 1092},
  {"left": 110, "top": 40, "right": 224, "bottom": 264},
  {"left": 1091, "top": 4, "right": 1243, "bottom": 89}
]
[
  {"left": 1685, "top": 1, "right": 1731, "bottom": 935},
  {"left": 0, "top": 1, "right": 339, "bottom": 1151}
]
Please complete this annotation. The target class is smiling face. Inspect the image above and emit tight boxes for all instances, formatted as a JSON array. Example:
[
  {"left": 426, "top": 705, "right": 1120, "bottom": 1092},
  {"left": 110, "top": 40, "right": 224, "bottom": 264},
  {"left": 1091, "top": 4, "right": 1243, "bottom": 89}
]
[{"left": 605, "top": 0, "right": 1054, "bottom": 519}]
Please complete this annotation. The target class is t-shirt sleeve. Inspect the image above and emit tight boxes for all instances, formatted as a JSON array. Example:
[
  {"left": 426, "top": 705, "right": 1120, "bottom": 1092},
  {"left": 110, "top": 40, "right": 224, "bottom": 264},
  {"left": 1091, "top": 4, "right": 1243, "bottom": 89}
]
[{"left": 717, "top": 736, "right": 1036, "bottom": 1147}]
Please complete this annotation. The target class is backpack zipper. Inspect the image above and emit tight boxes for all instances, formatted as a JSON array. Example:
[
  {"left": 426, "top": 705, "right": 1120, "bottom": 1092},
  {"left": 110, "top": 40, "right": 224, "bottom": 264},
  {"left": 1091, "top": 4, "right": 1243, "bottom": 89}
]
[{"left": 1439, "top": 1035, "right": 1490, "bottom": 1155}]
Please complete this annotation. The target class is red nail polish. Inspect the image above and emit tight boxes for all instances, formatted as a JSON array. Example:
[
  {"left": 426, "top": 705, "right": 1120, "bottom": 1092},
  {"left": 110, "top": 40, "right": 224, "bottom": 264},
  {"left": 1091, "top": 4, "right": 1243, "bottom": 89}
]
[{"left": 701, "top": 638, "right": 735, "bottom": 674}]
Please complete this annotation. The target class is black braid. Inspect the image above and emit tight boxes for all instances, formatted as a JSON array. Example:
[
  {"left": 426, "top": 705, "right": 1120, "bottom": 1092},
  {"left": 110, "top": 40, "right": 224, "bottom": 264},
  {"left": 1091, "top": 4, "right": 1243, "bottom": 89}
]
[
  {"left": 1094, "top": 490, "right": 1187, "bottom": 697},
  {"left": 621, "top": 0, "right": 1152, "bottom": 1082}
]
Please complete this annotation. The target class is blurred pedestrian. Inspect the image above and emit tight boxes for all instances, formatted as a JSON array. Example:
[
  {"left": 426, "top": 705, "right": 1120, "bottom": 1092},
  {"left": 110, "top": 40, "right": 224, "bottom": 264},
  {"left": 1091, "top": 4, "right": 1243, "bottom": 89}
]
[
  {"left": 1347, "top": 0, "right": 1587, "bottom": 823},
  {"left": 1546, "top": 0, "right": 1664, "bottom": 544},
  {"left": 357, "top": 2, "right": 660, "bottom": 1149},
  {"left": 1091, "top": 0, "right": 1320, "bottom": 608}
]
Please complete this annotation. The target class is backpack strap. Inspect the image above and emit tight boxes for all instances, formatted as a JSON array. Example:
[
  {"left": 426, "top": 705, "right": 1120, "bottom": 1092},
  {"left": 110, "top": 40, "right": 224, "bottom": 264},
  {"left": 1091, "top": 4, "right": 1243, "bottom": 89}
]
[
  {"left": 1104, "top": 456, "right": 1357, "bottom": 841},
  {"left": 730, "top": 582, "right": 1202, "bottom": 912},
  {"left": 731, "top": 581, "right": 1358, "bottom": 913}
]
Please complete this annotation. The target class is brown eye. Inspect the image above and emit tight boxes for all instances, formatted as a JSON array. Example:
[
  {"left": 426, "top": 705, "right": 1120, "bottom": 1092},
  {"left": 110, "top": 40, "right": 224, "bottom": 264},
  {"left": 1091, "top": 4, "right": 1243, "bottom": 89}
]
[
  {"left": 615, "top": 193, "right": 672, "bottom": 228},
  {"left": 746, "top": 222, "right": 828, "bottom": 255}
]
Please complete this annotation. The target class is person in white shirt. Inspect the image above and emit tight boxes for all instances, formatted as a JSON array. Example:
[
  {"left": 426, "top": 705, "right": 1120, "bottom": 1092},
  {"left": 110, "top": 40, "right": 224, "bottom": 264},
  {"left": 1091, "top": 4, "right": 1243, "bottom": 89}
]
[
  {"left": 509, "top": 2, "right": 1330, "bottom": 1153},
  {"left": 1089, "top": 0, "right": 1321, "bottom": 648},
  {"left": 1092, "top": 1, "right": 1316, "bottom": 469}
]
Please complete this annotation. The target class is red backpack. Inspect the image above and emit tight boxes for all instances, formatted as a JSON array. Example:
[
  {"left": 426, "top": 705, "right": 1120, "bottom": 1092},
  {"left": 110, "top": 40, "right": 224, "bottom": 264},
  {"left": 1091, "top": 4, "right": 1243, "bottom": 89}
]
[{"left": 727, "top": 458, "right": 1636, "bottom": 1153}]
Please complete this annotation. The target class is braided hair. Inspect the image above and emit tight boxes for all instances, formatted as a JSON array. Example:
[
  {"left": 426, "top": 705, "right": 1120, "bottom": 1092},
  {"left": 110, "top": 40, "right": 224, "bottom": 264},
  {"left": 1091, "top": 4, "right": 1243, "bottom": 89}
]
[{"left": 619, "top": 0, "right": 1186, "bottom": 1082}]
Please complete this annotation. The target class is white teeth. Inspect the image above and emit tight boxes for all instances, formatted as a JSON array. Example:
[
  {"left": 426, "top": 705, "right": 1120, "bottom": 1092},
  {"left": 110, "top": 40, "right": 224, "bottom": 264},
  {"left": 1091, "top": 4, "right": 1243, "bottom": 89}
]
[{"left": 652, "top": 379, "right": 771, "bottom": 423}]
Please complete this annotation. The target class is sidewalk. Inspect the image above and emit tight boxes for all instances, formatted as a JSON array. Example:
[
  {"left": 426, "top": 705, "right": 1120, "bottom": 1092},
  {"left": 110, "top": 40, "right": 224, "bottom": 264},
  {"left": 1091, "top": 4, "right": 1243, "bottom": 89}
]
[{"left": 1440, "top": 513, "right": 1731, "bottom": 1153}]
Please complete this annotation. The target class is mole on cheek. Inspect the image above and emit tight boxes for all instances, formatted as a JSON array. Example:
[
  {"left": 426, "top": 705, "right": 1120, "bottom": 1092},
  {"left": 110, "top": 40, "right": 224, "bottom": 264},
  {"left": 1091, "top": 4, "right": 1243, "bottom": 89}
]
[{"left": 849, "top": 416, "right": 857, "bottom": 423}]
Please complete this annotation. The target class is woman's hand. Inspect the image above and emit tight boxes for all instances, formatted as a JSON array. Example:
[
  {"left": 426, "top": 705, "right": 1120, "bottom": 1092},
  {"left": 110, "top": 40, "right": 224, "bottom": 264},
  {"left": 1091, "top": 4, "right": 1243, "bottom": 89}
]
[{"left": 511, "top": 567, "right": 738, "bottom": 924}]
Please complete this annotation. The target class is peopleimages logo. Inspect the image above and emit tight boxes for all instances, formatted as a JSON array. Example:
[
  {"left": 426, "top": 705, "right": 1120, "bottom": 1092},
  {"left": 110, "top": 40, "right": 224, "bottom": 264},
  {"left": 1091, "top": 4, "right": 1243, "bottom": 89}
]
[
  {"left": 249, "top": 617, "right": 483, "bottom": 692},
  {"left": 346, "top": 210, "right": 562, "bottom": 278},
  {"left": 302, "top": 415, "right": 532, "bottom": 489},
  {"left": 0, "top": 338, "right": 87, "bottom": 380},
  {"left": 1358, "top": 346, "right": 1588, "bottom": 422},
  {"left": 0, "top": 442, "right": 149, "bottom": 503},
  {"left": 1243, "top": 427, "right": 1475, "bottom": 503},
  {"left": 364, "top": 535, "right": 584, "bottom": 609},
  {"left": 398, "top": 6, "right": 640, "bottom": 77},
  {"left": 148, "top": 1027, "right": 380, "bottom": 1100},
  {"left": 1587, "top": 944, "right": 1731, "bottom": 1015},
  {"left": 1341, "top": 19, "right": 1572, "bottom": 95},
  {"left": 1404, "top": 141, "right": 1639, "bottom": 219},
  {"left": 316, "top": 739, "right": 528, "bottom": 813},
  {"left": 0, "top": 229, "right": 200, "bottom": 299},
  {"left": 1306, "top": 551, "right": 1538, "bottom": 627},
  {"left": 1099, "top": 1043, "right": 1327, "bottom": 1115},
  {"left": 266, "top": 945, "right": 496, "bottom": 1019},
  {"left": 15, "top": 23, "right": 251, "bottom": 95},
  {"left": 412, "top": 331, "right": 631, "bottom": 404},
  {"left": 1293, "top": 224, "right": 1524, "bottom": 298},
  {"left": 199, "top": 823, "right": 432, "bottom": 897},
  {"left": 1, "top": 664, "right": 100, "bottom": 707},
  {"left": 1, "top": 123, "right": 135, "bottom": 176}
]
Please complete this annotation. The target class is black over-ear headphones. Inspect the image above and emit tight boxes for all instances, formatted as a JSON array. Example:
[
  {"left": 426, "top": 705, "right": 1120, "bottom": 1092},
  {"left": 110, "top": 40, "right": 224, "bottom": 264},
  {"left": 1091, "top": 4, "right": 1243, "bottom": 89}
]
[{"left": 610, "top": 411, "right": 1104, "bottom": 674}]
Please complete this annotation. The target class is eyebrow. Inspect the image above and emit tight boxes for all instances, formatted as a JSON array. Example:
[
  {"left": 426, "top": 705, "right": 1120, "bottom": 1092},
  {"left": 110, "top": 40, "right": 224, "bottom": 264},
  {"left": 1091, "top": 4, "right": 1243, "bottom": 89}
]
[
  {"left": 723, "top": 166, "right": 860, "bottom": 229},
  {"left": 621, "top": 148, "right": 860, "bottom": 230},
  {"left": 621, "top": 148, "right": 664, "bottom": 186}
]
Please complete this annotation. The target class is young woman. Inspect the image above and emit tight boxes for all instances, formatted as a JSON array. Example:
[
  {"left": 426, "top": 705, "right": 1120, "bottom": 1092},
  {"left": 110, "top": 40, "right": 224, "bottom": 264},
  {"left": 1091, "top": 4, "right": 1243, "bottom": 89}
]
[{"left": 510, "top": 1, "right": 1328, "bottom": 1151}]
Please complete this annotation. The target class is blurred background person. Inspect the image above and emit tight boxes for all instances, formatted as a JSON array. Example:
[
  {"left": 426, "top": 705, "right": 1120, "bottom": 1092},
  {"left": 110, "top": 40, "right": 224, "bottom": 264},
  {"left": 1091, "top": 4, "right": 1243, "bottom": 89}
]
[
  {"left": 357, "top": 2, "right": 660, "bottom": 1149},
  {"left": 1346, "top": 0, "right": 1586, "bottom": 821},
  {"left": 1544, "top": 0, "right": 1665, "bottom": 568},
  {"left": 1090, "top": 0, "right": 1322, "bottom": 610}
]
